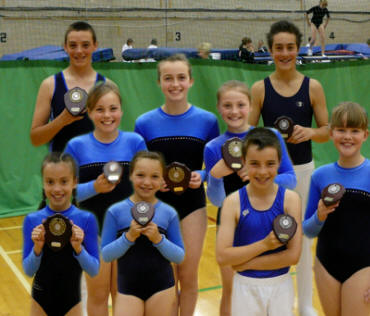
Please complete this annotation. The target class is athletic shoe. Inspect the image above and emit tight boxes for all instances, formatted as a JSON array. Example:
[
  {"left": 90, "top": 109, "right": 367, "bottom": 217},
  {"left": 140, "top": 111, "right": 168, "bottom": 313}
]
[{"left": 321, "top": 53, "right": 327, "bottom": 57}]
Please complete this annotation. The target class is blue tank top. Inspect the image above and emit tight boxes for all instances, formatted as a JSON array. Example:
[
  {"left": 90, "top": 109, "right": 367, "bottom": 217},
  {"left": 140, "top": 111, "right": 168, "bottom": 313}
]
[
  {"left": 261, "top": 76, "right": 313, "bottom": 165},
  {"left": 234, "top": 186, "right": 289, "bottom": 278},
  {"left": 50, "top": 72, "right": 105, "bottom": 152}
]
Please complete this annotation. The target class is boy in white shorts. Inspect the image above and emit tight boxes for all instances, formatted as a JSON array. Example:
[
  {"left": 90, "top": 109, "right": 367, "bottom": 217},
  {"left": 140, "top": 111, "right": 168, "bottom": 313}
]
[{"left": 216, "top": 127, "right": 302, "bottom": 316}]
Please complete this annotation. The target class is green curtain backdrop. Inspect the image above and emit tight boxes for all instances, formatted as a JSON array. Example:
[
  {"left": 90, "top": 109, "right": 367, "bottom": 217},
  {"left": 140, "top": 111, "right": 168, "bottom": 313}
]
[{"left": 0, "top": 59, "right": 369, "bottom": 218}]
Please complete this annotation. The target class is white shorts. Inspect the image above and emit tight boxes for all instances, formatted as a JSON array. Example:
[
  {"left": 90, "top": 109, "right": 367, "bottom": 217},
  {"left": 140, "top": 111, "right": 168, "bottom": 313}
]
[{"left": 231, "top": 272, "right": 294, "bottom": 316}]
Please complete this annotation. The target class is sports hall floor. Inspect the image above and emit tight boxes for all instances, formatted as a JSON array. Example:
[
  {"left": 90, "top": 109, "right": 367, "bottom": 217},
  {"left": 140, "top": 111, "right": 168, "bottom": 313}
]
[{"left": 0, "top": 203, "right": 325, "bottom": 316}]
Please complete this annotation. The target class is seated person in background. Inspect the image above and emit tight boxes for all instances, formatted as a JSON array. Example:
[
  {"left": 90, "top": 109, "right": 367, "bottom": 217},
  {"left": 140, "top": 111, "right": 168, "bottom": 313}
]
[
  {"left": 148, "top": 38, "right": 158, "bottom": 49},
  {"left": 257, "top": 40, "right": 268, "bottom": 53},
  {"left": 122, "top": 38, "right": 134, "bottom": 62},
  {"left": 238, "top": 37, "right": 254, "bottom": 63},
  {"left": 198, "top": 42, "right": 212, "bottom": 59},
  {"left": 146, "top": 39, "right": 158, "bottom": 62}
]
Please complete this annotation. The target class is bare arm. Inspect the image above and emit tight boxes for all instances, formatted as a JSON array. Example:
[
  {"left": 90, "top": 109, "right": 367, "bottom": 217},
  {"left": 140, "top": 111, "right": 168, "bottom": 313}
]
[
  {"left": 305, "top": 13, "right": 311, "bottom": 26},
  {"left": 210, "top": 158, "right": 234, "bottom": 178},
  {"left": 216, "top": 191, "right": 281, "bottom": 267},
  {"left": 323, "top": 17, "right": 330, "bottom": 28},
  {"left": 288, "top": 78, "right": 329, "bottom": 144},
  {"left": 248, "top": 80, "right": 264, "bottom": 127},
  {"left": 30, "top": 76, "right": 83, "bottom": 146},
  {"left": 310, "top": 78, "right": 329, "bottom": 142},
  {"left": 233, "top": 190, "right": 302, "bottom": 271}
]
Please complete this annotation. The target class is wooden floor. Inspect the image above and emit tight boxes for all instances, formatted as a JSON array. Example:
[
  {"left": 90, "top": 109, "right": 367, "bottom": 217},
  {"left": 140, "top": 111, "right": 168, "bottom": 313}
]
[{"left": 0, "top": 204, "right": 325, "bottom": 316}]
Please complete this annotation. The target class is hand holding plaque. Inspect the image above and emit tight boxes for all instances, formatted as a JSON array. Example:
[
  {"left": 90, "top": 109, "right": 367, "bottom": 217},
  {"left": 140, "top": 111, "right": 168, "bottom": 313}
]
[
  {"left": 44, "top": 213, "right": 72, "bottom": 251},
  {"left": 131, "top": 201, "right": 155, "bottom": 226},
  {"left": 64, "top": 87, "right": 88, "bottom": 116},
  {"left": 273, "top": 214, "right": 297, "bottom": 244},
  {"left": 222, "top": 137, "right": 243, "bottom": 172},
  {"left": 164, "top": 162, "right": 191, "bottom": 195},
  {"left": 321, "top": 183, "right": 345, "bottom": 207},
  {"left": 103, "top": 161, "right": 123, "bottom": 184},
  {"left": 274, "top": 116, "right": 294, "bottom": 140}
]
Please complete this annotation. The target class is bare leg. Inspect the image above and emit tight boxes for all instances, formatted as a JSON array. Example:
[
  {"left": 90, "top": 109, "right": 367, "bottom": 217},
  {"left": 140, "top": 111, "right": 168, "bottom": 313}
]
[
  {"left": 146, "top": 286, "right": 176, "bottom": 316},
  {"left": 309, "top": 23, "right": 318, "bottom": 48},
  {"left": 114, "top": 293, "right": 144, "bottom": 316},
  {"left": 219, "top": 265, "right": 234, "bottom": 316},
  {"left": 86, "top": 260, "right": 113, "bottom": 316},
  {"left": 30, "top": 298, "right": 47, "bottom": 316},
  {"left": 318, "top": 25, "right": 326, "bottom": 55},
  {"left": 66, "top": 302, "right": 83, "bottom": 316},
  {"left": 175, "top": 207, "right": 207, "bottom": 316},
  {"left": 342, "top": 267, "right": 370, "bottom": 316},
  {"left": 110, "top": 260, "right": 118, "bottom": 313},
  {"left": 314, "top": 257, "right": 341, "bottom": 316}
]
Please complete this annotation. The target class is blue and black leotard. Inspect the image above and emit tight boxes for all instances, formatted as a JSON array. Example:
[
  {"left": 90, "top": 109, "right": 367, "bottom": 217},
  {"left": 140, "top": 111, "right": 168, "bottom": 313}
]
[
  {"left": 204, "top": 127, "right": 296, "bottom": 209},
  {"left": 64, "top": 131, "right": 147, "bottom": 230},
  {"left": 135, "top": 106, "right": 220, "bottom": 219},
  {"left": 101, "top": 198, "right": 184, "bottom": 301},
  {"left": 303, "top": 159, "right": 370, "bottom": 283},
  {"left": 22, "top": 205, "right": 99, "bottom": 316}
]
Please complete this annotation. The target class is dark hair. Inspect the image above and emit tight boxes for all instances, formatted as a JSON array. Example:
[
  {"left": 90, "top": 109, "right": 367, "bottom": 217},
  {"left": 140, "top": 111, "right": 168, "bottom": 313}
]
[
  {"left": 64, "top": 21, "right": 97, "bottom": 44},
  {"left": 330, "top": 101, "right": 368, "bottom": 130},
  {"left": 127, "top": 38, "right": 134, "bottom": 45},
  {"left": 39, "top": 152, "right": 78, "bottom": 209},
  {"left": 157, "top": 53, "right": 192, "bottom": 80},
  {"left": 129, "top": 151, "right": 166, "bottom": 176},
  {"left": 151, "top": 38, "right": 158, "bottom": 45},
  {"left": 266, "top": 20, "right": 302, "bottom": 50},
  {"left": 86, "top": 81, "right": 122, "bottom": 112},
  {"left": 242, "top": 127, "right": 282, "bottom": 161}
]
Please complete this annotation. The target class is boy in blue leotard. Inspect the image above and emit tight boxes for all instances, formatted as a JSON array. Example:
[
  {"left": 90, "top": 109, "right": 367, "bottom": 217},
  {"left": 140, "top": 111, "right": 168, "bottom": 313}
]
[
  {"left": 204, "top": 80, "right": 296, "bottom": 316},
  {"left": 216, "top": 127, "right": 302, "bottom": 316},
  {"left": 303, "top": 102, "right": 370, "bottom": 316}
]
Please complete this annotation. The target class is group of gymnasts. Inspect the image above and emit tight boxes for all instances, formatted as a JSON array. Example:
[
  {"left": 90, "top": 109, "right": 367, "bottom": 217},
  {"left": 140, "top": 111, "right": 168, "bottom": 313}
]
[{"left": 22, "top": 13, "right": 369, "bottom": 316}]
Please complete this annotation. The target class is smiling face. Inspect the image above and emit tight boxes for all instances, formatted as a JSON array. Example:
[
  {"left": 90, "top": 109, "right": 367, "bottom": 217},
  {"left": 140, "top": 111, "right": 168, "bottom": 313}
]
[
  {"left": 270, "top": 32, "right": 298, "bottom": 71},
  {"left": 158, "top": 61, "right": 194, "bottom": 105},
  {"left": 218, "top": 89, "right": 250, "bottom": 133},
  {"left": 64, "top": 30, "right": 97, "bottom": 68},
  {"left": 330, "top": 125, "right": 368, "bottom": 162},
  {"left": 43, "top": 162, "right": 77, "bottom": 211},
  {"left": 244, "top": 145, "right": 280, "bottom": 189},
  {"left": 88, "top": 91, "right": 123, "bottom": 138},
  {"left": 130, "top": 158, "right": 163, "bottom": 203}
]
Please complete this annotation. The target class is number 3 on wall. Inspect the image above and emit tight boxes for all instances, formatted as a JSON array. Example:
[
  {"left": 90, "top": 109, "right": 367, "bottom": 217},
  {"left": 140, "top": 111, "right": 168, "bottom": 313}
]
[
  {"left": 0, "top": 33, "right": 7, "bottom": 43},
  {"left": 175, "top": 32, "right": 181, "bottom": 41}
]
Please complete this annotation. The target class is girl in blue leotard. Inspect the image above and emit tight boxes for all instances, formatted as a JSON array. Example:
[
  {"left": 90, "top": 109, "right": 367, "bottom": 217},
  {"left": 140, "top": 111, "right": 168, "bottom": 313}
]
[
  {"left": 101, "top": 151, "right": 184, "bottom": 316},
  {"left": 65, "top": 81, "right": 146, "bottom": 316},
  {"left": 204, "top": 80, "right": 296, "bottom": 316},
  {"left": 22, "top": 153, "right": 99, "bottom": 316},
  {"left": 135, "top": 54, "right": 219, "bottom": 315},
  {"left": 303, "top": 102, "right": 370, "bottom": 316}
]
